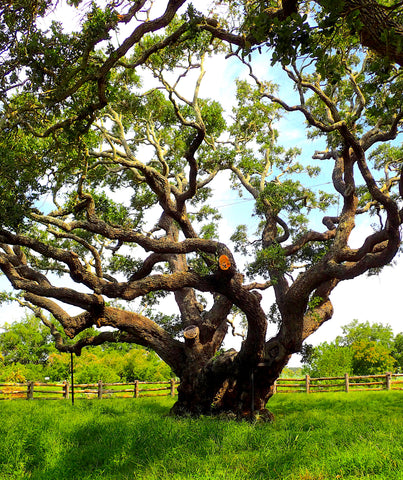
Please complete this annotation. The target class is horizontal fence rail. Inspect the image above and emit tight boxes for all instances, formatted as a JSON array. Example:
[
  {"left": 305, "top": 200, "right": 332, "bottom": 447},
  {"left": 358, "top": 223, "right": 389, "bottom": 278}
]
[
  {"left": 0, "top": 373, "right": 402, "bottom": 401},
  {"left": 0, "top": 379, "right": 177, "bottom": 401},
  {"left": 274, "top": 373, "right": 403, "bottom": 394}
]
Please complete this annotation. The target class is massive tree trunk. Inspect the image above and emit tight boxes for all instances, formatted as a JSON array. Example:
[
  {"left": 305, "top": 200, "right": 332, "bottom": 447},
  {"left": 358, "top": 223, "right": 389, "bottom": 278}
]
[{"left": 170, "top": 343, "right": 291, "bottom": 420}]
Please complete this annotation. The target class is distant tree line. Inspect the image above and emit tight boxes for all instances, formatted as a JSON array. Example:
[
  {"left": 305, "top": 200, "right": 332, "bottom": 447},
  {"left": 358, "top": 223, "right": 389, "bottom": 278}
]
[
  {"left": 1, "top": 316, "right": 401, "bottom": 383},
  {"left": 0, "top": 315, "right": 172, "bottom": 383},
  {"left": 301, "top": 320, "right": 403, "bottom": 378}
]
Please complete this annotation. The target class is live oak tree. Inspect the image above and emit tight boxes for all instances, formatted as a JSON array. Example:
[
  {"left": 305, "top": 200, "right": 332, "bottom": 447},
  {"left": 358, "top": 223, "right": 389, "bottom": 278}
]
[{"left": 0, "top": 0, "right": 402, "bottom": 419}]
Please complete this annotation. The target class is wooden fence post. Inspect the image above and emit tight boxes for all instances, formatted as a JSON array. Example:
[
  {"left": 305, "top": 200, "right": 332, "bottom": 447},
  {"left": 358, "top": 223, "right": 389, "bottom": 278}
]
[
  {"left": 344, "top": 373, "right": 349, "bottom": 393},
  {"left": 98, "top": 380, "right": 103, "bottom": 399},
  {"left": 63, "top": 381, "right": 69, "bottom": 399},
  {"left": 305, "top": 375, "right": 310, "bottom": 394},
  {"left": 273, "top": 380, "right": 277, "bottom": 394},
  {"left": 27, "top": 381, "right": 34, "bottom": 400},
  {"left": 170, "top": 378, "right": 175, "bottom": 397},
  {"left": 386, "top": 372, "right": 392, "bottom": 391},
  {"left": 134, "top": 380, "right": 139, "bottom": 398}
]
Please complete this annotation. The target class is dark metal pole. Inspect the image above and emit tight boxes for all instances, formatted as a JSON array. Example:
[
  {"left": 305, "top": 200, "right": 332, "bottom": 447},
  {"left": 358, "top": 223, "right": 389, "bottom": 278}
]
[
  {"left": 70, "top": 351, "right": 75, "bottom": 406},
  {"left": 251, "top": 369, "right": 255, "bottom": 414}
]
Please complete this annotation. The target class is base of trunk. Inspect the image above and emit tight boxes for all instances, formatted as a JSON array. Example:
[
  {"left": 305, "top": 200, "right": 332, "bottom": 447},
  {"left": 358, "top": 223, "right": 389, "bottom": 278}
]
[
  {"left": 213, "top": 408, "right": 275, "bottom": 422},
  {"left": 170, "top": 402, "right": 275, "bottom": 422},
  {"left": 170, "top": 377, "right": 276, "bottom": 422},
  {"left": 170, "top": 348, "right": 284, "bottom": 421}
]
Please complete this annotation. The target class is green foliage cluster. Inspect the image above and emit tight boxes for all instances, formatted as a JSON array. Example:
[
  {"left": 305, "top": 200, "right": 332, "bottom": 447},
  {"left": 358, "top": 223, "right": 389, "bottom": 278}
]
[
  {"left": 0, "top": 316, "right": 172, "bottom": 383},
  {"left": 247, "top": 243, "right": 288, "bottom": 279},
  {"left": 46, "top": 345, "right": 172, "bottom": 384},
  {"left": 302, "top": 320, "right": 402, "bottom": 377},
  {"left": 0, "top": 130, "right": 53, "bottom": 229},
  {"left": 0, "top": 314, "right": 54, "bottom": 366},
  {"left": 392, "top": 332, "right": 403, "bottom": 372},
  {"left": 279, "top": 366, "right": 303, "bottom": 378}
]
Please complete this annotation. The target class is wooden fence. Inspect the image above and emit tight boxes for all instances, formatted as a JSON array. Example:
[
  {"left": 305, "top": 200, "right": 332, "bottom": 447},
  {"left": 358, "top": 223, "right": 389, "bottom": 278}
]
[
  {"left": 0, "top": 379, "right": 177, "bottom": 401},
  {"left": 1, "top": 373, "right": 402, "bottom": 401},
  {"left": 274, "top": 373, "right": 403, "bottom": 394}
]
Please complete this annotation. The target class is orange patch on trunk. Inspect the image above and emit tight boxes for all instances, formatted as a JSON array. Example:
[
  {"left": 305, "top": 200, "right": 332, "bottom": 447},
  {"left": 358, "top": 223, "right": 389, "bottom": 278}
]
[{"left": 219, "top": 254, "right": 231, "bottom": 270}]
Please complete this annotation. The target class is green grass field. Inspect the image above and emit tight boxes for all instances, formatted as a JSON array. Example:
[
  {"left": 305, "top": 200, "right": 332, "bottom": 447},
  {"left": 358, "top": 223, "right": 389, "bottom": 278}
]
[{"left": 0, "top": 391, "right": 402, "bottom": 480}]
